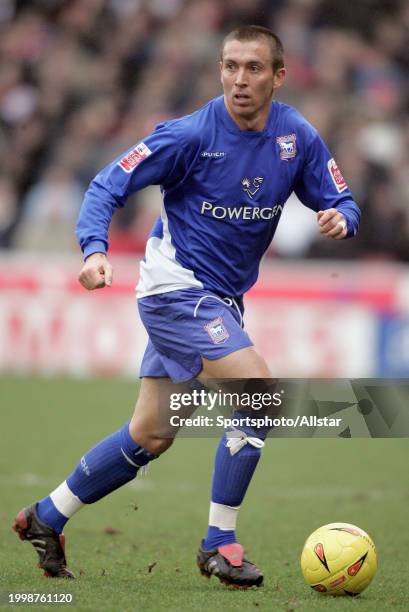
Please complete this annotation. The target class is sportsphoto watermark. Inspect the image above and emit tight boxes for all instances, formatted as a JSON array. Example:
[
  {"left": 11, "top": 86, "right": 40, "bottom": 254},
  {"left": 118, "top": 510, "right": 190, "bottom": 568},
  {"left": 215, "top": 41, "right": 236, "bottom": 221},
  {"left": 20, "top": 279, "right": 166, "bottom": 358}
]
[{"left": 156, "top": 379, "right": 409, "bottom": 438}]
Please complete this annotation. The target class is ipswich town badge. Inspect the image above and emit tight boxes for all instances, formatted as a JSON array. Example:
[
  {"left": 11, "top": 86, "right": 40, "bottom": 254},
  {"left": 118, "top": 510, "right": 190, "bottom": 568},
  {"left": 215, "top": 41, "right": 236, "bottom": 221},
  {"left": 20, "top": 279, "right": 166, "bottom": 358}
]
[
  {"left": 276, "top": 133, "right": 297, "bottom": 160},
  {"left": 204, "top": 317, "right": 229, "bottom": 344}
]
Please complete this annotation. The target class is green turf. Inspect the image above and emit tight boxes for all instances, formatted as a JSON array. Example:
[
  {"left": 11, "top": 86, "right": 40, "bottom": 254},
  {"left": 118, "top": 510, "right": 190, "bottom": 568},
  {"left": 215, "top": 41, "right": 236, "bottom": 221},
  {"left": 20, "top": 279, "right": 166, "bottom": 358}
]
[{"left": 0, "top": 376, "right": 408, "bottom": 611}]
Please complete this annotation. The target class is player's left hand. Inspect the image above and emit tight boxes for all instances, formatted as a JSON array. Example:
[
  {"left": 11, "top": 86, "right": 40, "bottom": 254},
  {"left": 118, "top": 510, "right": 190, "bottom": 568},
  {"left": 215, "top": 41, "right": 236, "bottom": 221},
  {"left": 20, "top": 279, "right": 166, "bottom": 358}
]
[{"left": 317, "top": 209, "right": 347, "bottom": 240}]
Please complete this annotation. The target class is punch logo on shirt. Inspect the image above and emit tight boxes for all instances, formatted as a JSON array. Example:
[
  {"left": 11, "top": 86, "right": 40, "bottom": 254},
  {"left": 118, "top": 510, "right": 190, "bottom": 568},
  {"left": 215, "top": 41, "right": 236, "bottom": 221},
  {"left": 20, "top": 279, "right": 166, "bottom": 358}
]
[
  {"left": 204, "top": 317, "right": 229, "bottom": 344},
  {"left": 200, "top": 151, "right": 225, "bottom": 158},
  {"left": 118, "top": 142, "right": 152, "bottom": 173},
  {"left": 327, "top": 158, "right": 348, "bottom": 193},
  {"left": 276, "top": 133, "right": 297, "bottom": 160}
]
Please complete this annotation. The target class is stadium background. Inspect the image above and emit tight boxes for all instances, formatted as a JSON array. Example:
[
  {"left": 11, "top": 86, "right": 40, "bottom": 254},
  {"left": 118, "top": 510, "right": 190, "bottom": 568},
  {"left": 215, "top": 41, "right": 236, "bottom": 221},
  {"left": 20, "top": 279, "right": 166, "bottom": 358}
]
[{"left": 0, "top": 0, "right": 409, "bottom": 378}]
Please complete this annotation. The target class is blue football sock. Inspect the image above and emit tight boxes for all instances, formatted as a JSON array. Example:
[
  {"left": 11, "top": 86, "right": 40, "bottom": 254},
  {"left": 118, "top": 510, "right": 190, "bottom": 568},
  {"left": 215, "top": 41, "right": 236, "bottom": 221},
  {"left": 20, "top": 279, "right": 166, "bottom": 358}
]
[
  {"left": 204, "top": 524, "right": 237, "bottom": 549},
  {"left": 36, "top": 423, "right": 156, "bottom": 533},
  {"left": 36, "top": 497, "right": 69, "bottom": 534},
  {"left": 202, "top": 411, "right": 270, "bottom": 551}
]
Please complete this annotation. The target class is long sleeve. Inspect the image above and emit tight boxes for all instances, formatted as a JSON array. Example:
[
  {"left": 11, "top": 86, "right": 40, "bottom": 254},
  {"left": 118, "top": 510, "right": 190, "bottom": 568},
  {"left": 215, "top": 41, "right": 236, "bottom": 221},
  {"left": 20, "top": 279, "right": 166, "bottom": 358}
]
[
  {"left": 76, "top": 122, "right": 192, "bottom": 258},
  {"left": 294, "top": 130, "right": 361, "bottom": 238}
]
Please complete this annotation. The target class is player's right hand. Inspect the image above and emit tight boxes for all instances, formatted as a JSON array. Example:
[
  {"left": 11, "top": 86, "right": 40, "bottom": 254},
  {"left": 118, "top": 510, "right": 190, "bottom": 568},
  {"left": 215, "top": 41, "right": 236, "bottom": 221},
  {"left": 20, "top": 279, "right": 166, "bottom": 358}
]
[{"left": 78, "top": 252, "right": 113, "bottom": 290}]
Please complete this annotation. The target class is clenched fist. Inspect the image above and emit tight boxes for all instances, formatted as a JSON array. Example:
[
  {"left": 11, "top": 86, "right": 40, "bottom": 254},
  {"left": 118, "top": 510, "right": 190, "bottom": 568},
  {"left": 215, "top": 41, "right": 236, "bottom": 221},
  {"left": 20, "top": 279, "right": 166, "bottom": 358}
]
[
  {"left": 78, "top": 252, "right": 113, "bottom": 290},
  {"left": 317, "top": 208, "right": 347, "bottom": 240}
]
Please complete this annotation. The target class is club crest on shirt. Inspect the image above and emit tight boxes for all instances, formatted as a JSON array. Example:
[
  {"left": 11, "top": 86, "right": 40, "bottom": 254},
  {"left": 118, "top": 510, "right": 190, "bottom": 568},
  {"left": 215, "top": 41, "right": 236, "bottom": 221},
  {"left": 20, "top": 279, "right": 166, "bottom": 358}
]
[
  {"left": 204, "top": 317, "right": 229, "bottom": 344},
  {"left": 241, "top": 176, "right": 264, "bottom": 199},
  {"left": 327, "top": 158, "right": 348, "bottom": 193},
  {"left": 276, "top": 133, "right": 297, "bottom": 160},
  {"left": 118, "top": 142, "right": 152, "bottom": 173}
]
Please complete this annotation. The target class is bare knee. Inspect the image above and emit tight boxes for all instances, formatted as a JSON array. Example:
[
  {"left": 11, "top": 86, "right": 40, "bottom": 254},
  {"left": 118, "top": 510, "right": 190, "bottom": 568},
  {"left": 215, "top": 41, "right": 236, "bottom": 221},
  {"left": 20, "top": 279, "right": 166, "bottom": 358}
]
[
  {"left": 129, "top": 416, "right": 174, "bottom": 456},
  {"left": 129, "top": 377, "right": 188, "bottom": 456}
]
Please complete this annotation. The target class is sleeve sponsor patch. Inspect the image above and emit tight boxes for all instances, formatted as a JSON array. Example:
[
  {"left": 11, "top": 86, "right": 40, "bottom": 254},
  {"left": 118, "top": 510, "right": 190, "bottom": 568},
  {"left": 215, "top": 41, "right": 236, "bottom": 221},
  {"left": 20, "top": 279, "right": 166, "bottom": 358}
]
[
  {"left": 118, "top": 142, "right": 152, "bottom": 173},
  {"left": 327, "top": 158, "right": 348, "bottom": 193}
]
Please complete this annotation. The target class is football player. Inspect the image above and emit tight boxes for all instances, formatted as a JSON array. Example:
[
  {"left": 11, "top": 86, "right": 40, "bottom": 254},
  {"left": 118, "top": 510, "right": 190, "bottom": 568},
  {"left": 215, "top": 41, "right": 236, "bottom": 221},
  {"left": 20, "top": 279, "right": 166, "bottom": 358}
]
[{"left": 13, "top": 25, "right": 360, "bottom": 587}]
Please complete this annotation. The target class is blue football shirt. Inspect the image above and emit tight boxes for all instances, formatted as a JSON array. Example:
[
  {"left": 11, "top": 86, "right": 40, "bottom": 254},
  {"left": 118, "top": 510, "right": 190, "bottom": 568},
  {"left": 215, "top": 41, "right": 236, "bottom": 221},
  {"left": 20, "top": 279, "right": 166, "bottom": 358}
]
[{"left": 76, "top": 96, "right": 361, "bottom": 299}]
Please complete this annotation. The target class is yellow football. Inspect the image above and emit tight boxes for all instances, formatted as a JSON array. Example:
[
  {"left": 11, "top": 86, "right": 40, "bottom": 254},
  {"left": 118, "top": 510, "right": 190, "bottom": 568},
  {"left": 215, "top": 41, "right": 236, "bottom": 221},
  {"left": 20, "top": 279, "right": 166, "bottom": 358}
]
[{"left": 300, "top": 522, "right": 377, "bottom": 596}]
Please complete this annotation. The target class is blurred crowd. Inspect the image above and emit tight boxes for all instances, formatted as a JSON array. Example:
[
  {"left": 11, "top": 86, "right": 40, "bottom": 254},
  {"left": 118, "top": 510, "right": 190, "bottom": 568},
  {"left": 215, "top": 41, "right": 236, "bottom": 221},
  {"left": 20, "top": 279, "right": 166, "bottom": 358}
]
[{"left": 0, "top": 0, "right": 408, "bottom": 260}]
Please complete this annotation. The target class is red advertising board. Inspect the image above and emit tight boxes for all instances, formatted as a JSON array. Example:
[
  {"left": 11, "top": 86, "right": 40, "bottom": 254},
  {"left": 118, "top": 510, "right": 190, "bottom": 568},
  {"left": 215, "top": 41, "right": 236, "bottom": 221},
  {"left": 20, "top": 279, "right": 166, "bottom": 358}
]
[{"left": 0, "top": 255, "right": 404, "bottom": 377}]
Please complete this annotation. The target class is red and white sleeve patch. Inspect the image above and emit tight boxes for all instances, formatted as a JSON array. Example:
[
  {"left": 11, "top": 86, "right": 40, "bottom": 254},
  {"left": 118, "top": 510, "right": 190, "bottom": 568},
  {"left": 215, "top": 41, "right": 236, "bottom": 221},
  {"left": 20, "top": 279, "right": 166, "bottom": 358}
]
[
  {"left": 118, "top": 142, "right": 152, "bottom": 173},
  {"left": 327, "top": 158, "right": 348, "bottom": 193}
]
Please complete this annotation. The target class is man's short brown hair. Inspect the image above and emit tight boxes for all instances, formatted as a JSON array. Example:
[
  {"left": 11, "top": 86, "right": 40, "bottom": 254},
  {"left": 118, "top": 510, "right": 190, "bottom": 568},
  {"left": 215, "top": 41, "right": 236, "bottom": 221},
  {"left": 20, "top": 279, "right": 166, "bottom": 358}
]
[{"left": 221, "top": 25, "right": 285, "bottom": 73}]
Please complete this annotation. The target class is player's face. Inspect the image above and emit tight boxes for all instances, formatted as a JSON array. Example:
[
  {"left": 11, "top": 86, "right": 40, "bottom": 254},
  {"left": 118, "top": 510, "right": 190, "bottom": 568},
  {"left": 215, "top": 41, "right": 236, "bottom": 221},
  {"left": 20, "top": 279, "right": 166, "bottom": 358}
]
[{"left": 220, "top": 39, "right": 286, "bottom": 131}]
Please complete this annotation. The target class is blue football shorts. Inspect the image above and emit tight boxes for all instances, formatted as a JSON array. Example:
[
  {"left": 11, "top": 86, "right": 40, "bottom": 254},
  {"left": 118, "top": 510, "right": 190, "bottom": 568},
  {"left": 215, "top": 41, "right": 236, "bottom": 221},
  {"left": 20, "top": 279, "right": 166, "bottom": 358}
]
[{"left": 138, "top": 288, "right": 253, "bottom": 382}]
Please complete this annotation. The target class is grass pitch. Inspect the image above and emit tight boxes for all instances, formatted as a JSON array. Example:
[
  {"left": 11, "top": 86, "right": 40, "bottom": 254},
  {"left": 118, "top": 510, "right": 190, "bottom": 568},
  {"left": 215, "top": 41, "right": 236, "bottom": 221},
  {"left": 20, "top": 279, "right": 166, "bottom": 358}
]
[{"left": 0, "top": 376, "right": 408, "bottom": 611}]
